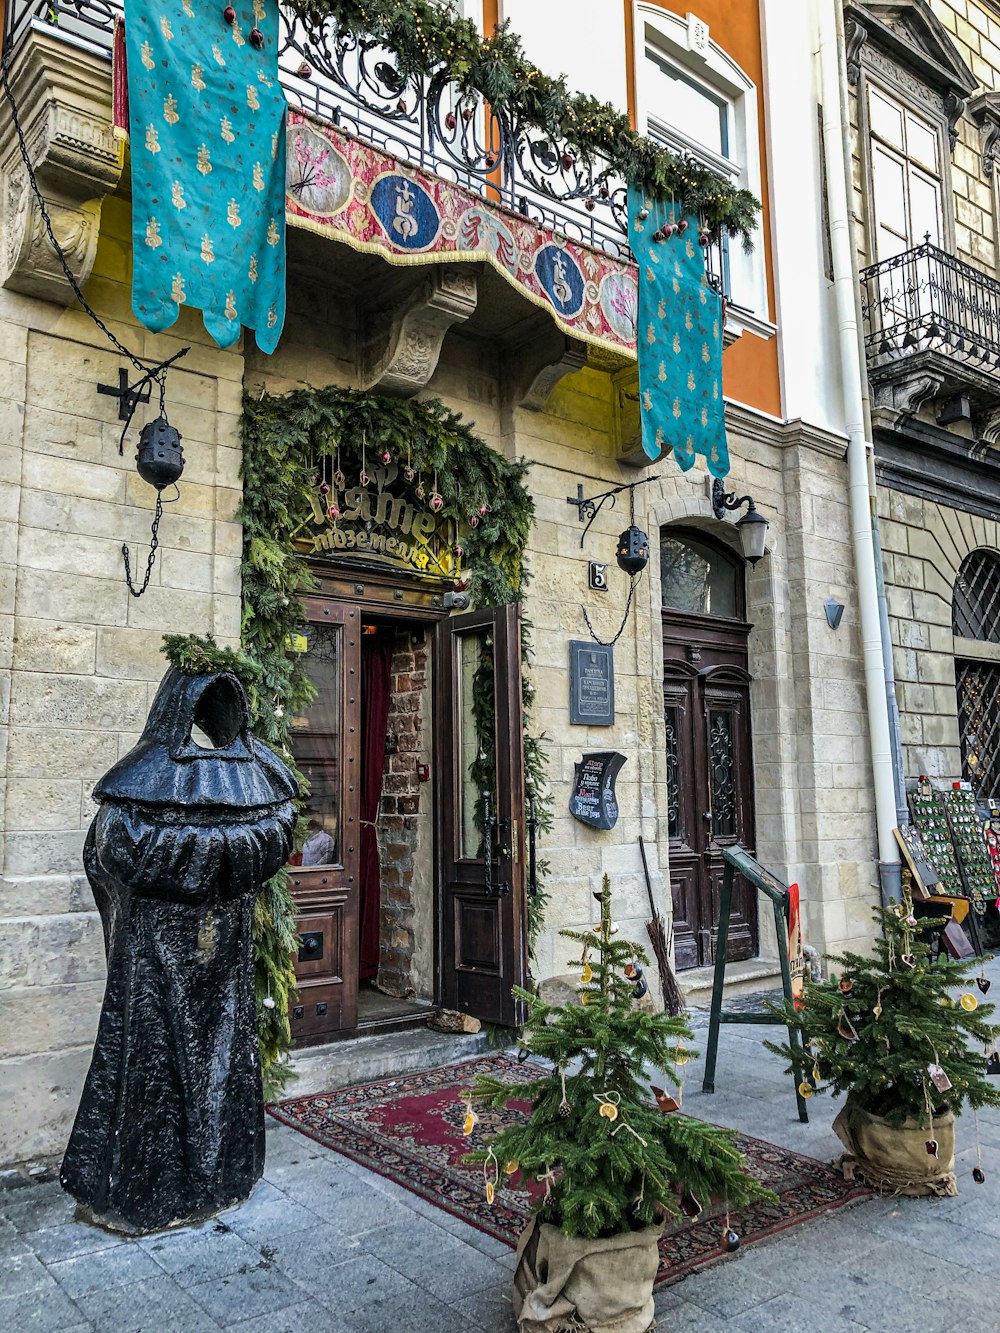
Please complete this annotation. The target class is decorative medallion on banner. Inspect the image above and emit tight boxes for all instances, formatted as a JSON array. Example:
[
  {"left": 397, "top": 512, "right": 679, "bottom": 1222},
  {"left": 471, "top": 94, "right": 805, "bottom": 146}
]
[
  {"left": 124, "top": 1, "right": 287, "bottom": 353},
  {"left": 285, "top": 112, "right": 638, "bottom": 358},
  {"left": 627, "top": 189, "right": 728, "bottom": 476}
]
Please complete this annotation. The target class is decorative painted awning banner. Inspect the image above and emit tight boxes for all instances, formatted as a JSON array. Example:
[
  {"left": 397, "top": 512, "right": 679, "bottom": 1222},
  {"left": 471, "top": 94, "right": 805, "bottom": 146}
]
[
  {"left": 627, "top": 189, "right": 728, "bottom": 477},
  {"left": 285, "top": 111, "right": 639, "bottom": 358},
  {"left": 124, "top": 0, "right": 287, "bottom": 353}
]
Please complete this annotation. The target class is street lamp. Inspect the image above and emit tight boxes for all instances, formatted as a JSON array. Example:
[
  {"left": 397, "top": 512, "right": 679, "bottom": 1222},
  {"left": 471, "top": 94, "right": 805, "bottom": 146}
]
[{"left": 711, "top": 479, "right": 769, "bottom": 566}]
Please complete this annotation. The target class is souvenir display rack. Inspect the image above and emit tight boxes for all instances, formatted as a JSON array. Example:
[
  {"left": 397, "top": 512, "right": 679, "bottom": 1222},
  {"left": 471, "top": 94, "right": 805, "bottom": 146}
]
[
  {"left": 943, "top": 785, "right": 993, "bottom": 916},
  {"left": 907, "top": 783, "right": 964, "bottom": 898}
]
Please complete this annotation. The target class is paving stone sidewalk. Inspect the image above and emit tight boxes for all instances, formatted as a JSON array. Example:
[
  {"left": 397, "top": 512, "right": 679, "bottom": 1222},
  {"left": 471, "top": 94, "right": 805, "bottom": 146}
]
[{"left": 3, "top": 953, "right": 998, "bottom": 1333}]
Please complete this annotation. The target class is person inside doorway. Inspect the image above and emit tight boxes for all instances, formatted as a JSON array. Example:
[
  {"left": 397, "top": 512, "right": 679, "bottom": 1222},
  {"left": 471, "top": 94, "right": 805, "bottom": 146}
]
[{"left": 301, "top": 815, "right": 337, "bottom": 867}]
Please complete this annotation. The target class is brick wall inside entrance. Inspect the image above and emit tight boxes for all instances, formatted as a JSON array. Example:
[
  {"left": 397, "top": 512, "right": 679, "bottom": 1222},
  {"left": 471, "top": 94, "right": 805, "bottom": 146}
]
[{"left": 375, "top": 628, "right": 432, "bottom": 997}]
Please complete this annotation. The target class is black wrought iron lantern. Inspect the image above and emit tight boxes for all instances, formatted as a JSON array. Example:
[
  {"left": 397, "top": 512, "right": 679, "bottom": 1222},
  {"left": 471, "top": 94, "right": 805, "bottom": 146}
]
[
  {"left": 711, "top": 479, "right": 769, "bottom": 567},
  {"left": 136, "top": 416, "right": 185, "bottom": 491},
  {"left": 616, "top": 524, "right": 650, "bottom": 575}
]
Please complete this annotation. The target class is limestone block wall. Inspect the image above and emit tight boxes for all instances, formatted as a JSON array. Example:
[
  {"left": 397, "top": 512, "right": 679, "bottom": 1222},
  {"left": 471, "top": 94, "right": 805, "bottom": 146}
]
[
  {"left": 875, "top": 485, "right": 997, "bottom": 782},
  {"left": 0, "top": 193, "right": 245, "bottom": 1164}
]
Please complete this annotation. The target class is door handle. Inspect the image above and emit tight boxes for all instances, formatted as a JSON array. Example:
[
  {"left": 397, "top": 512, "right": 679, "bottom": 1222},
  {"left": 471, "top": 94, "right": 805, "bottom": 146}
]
[
  {"left": 482, "top": 788, "right": 495, "bottom": 898},
  {"left": 702, "top": 811, "right": 712, "bottom": 822}
]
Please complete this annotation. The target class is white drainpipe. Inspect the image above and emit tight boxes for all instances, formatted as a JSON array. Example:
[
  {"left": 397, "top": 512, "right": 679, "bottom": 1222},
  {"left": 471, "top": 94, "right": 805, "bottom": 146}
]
[{"left": 818, "top": 0, "right": 901, "bottom": 882}]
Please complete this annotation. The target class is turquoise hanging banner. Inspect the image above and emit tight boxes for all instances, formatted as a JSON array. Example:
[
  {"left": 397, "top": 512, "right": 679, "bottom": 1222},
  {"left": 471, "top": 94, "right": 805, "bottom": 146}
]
[
  {"left": 125, "top": 0, "right": 286, "bottom": 353},
  {"left": 627, "top": 188, "right": 728, "bottom": 478}
]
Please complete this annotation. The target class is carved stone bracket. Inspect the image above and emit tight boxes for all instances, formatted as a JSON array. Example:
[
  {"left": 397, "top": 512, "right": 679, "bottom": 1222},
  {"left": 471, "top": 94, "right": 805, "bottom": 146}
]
[
  {"left": 500, "top": 323, "right": 586, "bottom": 425},
  {"left": 360, "top": 266, "right": 478, "bottom": 397},
  {"left": 969, "top": 92, "right": 1000, "bottom": 179},
  {"left": 870, "top": 368, "right": 942, "bottom": 414},
  {"left": 0, "top": 31, "right": 123, "bottom": 304}
]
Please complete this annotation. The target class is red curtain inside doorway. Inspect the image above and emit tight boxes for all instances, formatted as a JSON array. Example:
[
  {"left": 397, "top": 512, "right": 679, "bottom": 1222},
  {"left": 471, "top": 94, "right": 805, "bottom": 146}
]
[{"left": 359, "top": 635, "right": 394, "bottom": 980}]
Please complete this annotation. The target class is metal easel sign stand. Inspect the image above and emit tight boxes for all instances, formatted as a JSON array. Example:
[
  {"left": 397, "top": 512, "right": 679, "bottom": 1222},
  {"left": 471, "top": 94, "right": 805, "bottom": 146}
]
[{"left": 701, "top": 845, "right": 810, "bottom": 1123}]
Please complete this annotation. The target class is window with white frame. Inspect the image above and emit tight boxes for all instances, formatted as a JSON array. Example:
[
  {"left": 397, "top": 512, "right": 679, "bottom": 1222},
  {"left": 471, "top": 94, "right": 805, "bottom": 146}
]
[
  {"left": 636, "top": 7, "right": 767, "bottom": 321},
  {"left": 868, "top": 83, "right": 944, "bottom": 259}
]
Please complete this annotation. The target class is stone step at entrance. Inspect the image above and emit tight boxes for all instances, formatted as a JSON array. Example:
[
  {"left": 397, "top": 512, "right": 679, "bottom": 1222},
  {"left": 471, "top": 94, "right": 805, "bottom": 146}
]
[
  {"left": 284, "top": 1025, "right": 494, "bottom": 1098},
  {"left": 678, "top": 958, "right": 785, "bottom": 1010}
]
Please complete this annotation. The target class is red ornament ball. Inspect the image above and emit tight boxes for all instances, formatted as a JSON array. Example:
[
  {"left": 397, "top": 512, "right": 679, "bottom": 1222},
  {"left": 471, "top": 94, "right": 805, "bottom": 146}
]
[
  {"left": 561, "top": 151, "right": 574, "bottom": 170},
  {"left": 468, "top": 514, "right": 480, "bottom": 528},
  {"left": 249, "top": 26, "right": 264, "bottom": 48},
  {"left": 445, "top": 112, "right": 457, "bottom": 131},
  {"left": 698, "top": 232, "right": 710, "bottom": 247},
  {"left": 585, "top": 197, "right": 595, "bottom": 212},
  {"left": 485, "top": 154, "right": 497, "bottom": 169},
  {"left": 396, "top": 98, "right": 407, "bottom": 114},
  {"left": 599, "top": 184, "right": 610, "bottom": 199},
  {"left": 296, "top": 61, "right": 313, "bottom": 80},
  {"left": 381, "top": 450, "right": 391, "bottom": 464},
  {"left": 676, "top": 219, "right": 689, "bottom": 234},
  {"left": 223, "top": 6, "right": 236, "bottom": 24},
  {"left": 479, "top": 503, "right": 489, "bottom": 516}
]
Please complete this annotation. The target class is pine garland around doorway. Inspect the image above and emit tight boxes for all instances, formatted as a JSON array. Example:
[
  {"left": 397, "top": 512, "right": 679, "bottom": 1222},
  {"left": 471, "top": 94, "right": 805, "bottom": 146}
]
[{"left": 163, "top": 385, "right": 551, "bottom": 1097}]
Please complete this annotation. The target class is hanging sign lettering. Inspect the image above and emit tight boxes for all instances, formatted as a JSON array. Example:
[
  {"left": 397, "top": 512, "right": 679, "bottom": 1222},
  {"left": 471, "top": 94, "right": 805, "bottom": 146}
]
[
  {"left": 294, "top": 462, "right": 456, "bottom": 581},
  {"left": 569, "top": 751, "right": 627, "bottom": 830}
]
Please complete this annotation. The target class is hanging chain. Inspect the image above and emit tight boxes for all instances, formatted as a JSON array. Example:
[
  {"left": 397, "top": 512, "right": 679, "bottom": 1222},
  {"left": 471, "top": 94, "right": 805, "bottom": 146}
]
[
  {"left": 1, "top": 52, "right": 188, "bottom": 434},
  {"left": 0, "top": 51, "right": 147, "bottom": 373},
  {"left": 123, "top": 493, "right": 164, "bottom": 599},
  {"left": 583, "top": 570, "right": 643, "bottom": 647}
]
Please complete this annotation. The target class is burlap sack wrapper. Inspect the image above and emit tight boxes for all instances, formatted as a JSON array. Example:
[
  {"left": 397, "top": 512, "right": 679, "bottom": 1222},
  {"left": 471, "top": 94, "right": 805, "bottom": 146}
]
[
  {"left": 512, "top": 1215, "right": 661, "bottom": 1333},
  {"left": 833, "top": 1098, "right": 957, "bottom": 1197}
]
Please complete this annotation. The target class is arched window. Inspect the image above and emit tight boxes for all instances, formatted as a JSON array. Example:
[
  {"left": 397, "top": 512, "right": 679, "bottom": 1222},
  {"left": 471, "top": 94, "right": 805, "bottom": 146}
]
[
  {"left": 953, "top": 549, "right": 1000, "bottom": 642},
  {"left": 953, "top": 549, "right": 1000, "bottom": 797},
  {"left": 660, "top": 528, "right": 743, "bottom": 619}
]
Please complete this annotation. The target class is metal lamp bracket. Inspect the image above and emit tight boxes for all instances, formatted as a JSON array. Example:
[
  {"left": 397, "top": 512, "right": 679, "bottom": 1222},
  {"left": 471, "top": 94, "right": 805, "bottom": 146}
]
[
  {"left": 712, "top": 477, "right": 753, "bottom": 520},
  {"left": 567, "top": 474, "right": 661, "bottom": 549}
]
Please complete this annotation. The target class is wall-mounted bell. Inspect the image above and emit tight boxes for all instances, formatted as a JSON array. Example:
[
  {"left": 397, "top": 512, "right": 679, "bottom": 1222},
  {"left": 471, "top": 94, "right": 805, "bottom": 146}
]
[
  {"left": 616, "top": 524, "right": 650, "bottom": 575},
  {"left": 136, "top": 416, "right": 185, "bottom": 491}
]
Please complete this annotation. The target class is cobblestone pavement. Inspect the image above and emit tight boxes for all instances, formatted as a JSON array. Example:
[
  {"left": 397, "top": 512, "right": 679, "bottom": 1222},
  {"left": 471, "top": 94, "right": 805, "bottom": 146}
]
[{"left": 3, "top": 953, "right": 998, "bottom": 1333}]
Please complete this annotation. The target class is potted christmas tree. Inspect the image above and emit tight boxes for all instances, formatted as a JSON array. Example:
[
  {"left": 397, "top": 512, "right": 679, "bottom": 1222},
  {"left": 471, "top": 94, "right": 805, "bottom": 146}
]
[
  {"left": 467, "top": 876, "right": 772, "bottom": 1333},
  {"left": 766, "top": 885, "right": 1000, "bottom": 1198}
]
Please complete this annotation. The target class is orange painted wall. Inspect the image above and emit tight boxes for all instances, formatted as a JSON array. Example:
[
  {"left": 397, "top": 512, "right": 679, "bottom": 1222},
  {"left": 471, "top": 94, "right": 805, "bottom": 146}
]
[{"left": 626, "top": 0, "right": 782, "bottom": 419}]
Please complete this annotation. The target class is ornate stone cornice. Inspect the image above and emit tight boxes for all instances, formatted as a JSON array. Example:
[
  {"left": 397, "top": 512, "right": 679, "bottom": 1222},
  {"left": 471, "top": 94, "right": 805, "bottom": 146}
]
[
  {"left": 0, "top": 31, "right": 123, "bottom": 304},
  {"left": 843, "top": 2, "right": 976, "bottom": 149}
]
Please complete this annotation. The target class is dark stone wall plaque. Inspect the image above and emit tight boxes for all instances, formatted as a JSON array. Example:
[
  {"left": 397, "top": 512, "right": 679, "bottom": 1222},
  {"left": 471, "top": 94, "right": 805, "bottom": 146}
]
[
  {"left": 569, "top": 641, "right": 615, "bottom": 726},
  {"left": 569, "top": 751, "right": 627, "bottom": 829}
]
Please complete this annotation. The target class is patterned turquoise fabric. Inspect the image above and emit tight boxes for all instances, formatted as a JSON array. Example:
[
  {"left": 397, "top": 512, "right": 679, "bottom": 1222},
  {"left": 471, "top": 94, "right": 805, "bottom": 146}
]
[
  {"left": 125, "top": 0, "right": 286, "bottom": 353},
  {"left": 627, "top": 188, "right": 728, "bottom": 478}
]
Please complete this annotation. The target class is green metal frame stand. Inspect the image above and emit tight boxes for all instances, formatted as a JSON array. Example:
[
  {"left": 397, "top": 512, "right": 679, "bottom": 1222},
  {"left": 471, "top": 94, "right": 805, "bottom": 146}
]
[{"left": 701, "top": 845, "right": 810, "bottom": 1123}]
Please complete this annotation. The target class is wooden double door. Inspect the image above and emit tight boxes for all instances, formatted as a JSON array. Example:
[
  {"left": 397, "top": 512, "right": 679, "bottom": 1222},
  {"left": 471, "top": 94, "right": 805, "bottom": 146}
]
[
  {"left": 663, "top": 611, "right": 758, "bottom": 970},
  {"left": 287, "top": 587, "right": 528, "bottom": 1042}
]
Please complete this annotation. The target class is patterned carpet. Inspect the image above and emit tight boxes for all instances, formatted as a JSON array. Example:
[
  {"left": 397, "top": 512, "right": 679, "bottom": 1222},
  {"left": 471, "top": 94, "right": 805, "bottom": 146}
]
[{"left": 269, "top": 1053, "right": 871, "bottom": 1287}]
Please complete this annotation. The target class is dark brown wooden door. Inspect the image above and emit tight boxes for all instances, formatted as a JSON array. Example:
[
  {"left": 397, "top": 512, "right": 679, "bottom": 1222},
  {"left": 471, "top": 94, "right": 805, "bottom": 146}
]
[
  {"left": 437, "top": 604, "right": 527, "bottom": 1025},
  {"left": 287, "top": 599, "right": 362, "bottom": 1040},
  {"left": 663, "top": 614, "right": 757, "bottom": 970}
]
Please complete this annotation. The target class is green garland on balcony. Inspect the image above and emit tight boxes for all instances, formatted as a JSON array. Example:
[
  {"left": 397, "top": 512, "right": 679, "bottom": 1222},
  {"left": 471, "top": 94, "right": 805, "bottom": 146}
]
[
  {"left": 164, "top": 385, "right": 551, "bottom": 1097},
  {"left": 287, "top": 0, "right": 761, "bottom": 247}
]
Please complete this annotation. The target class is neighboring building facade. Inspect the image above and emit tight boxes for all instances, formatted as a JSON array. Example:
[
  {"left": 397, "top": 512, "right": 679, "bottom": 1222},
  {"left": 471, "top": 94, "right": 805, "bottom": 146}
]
[
  {"left": 842, "top": 1, "right": 1000, "bottom": 802},
  {"left": 0, "top": 0, "right": 890, "bottom": 1167}
]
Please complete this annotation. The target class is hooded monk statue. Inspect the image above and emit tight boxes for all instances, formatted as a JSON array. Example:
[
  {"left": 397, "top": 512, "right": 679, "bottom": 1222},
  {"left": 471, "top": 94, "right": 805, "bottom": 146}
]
[{"left": 60, "top": 667, "right": 298, "bottom": 1232}]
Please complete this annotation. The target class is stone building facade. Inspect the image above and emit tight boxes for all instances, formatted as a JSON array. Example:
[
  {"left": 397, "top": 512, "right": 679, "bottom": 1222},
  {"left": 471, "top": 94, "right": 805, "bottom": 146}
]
[
  {"left": 845, "top": 0, "right": 1000, "bottom": 799},
  {"left": 0, "top": 0, "right": 892, "bottom": 1167}
]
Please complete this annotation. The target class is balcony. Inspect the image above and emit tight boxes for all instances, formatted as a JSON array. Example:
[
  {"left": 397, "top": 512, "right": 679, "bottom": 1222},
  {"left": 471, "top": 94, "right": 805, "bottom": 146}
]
[
  {"left": 860, "top": 239, "right": 1000, "bottom": 435},
  {"left": 2, "top": 0, "right": 737, "bottom": 295}
]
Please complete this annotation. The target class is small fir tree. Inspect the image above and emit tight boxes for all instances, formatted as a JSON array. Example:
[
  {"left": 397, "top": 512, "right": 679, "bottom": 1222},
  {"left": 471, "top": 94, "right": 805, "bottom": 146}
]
[
  {"left": 765, "top": 890, "right": 1000, "bottom": 1128},
  {"left": 466, "top": 875, "right": 773, "bottom": 1239}
]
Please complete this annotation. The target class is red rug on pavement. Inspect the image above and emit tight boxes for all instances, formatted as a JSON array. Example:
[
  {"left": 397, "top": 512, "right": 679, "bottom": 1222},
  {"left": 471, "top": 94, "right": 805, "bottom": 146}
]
[{"left": 269, "top": 1052, "right": 870, "bottom": 1287}]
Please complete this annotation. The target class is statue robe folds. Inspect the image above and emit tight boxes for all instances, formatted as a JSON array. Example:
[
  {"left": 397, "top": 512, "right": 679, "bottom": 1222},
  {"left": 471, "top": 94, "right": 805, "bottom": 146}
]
[{"left": 61, "top": 668, "right": 297, "bottom": 1233}]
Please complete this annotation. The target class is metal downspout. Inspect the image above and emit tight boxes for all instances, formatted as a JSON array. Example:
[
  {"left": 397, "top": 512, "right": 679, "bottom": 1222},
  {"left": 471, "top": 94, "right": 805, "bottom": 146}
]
[{"left": 820, "top": 0, "right": 902, "bottom": 900}]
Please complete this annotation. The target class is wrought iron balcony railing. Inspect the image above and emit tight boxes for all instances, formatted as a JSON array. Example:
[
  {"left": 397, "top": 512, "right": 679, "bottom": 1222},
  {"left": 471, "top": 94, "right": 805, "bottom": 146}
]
[
  {"left": 860, "top": 238, "right": 1000, "bottom": 391},
  {"left": 2, "top": 0, "right": 736, "bottom": 298}
]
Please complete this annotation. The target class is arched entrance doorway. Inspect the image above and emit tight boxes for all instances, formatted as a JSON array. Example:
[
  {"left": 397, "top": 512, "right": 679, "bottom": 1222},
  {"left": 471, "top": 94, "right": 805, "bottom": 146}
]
[{"left": 660, "top": 527, "right": 758, "bottom": 970}]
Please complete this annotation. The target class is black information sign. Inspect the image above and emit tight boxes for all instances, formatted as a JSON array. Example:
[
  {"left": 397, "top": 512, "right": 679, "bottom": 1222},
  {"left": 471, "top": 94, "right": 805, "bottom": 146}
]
[
  {"left": 569, "top": 641, "right": 615, "bottom": 727},
  {"left": 569, "top": 751, "right": 627, "bottom": 830}
]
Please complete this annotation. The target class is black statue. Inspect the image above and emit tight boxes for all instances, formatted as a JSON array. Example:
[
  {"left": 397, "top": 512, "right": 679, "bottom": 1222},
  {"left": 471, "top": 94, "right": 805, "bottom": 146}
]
[{"left": 61, "top": 668, "right": 297, "bottom": 1232}]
